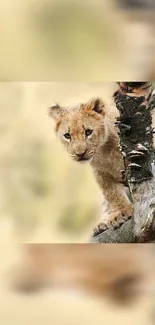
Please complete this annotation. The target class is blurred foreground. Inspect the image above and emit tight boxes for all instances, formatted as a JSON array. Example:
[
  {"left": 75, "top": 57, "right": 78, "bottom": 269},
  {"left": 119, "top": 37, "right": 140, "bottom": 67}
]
[{"left": 1, "top": 243, "right": 155, "bottom": 325}]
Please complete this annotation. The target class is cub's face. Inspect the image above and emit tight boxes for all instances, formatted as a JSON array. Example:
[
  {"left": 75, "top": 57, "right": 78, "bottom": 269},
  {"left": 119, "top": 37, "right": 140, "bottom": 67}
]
[{"left": 49, "top": 98, "right": 107, "bottom": 163}]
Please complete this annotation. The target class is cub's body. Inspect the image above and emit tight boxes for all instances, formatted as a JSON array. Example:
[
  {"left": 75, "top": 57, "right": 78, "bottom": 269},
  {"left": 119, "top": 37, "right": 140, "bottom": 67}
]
[{"left": 49, "top": 98, "right": 133, "bottom": 235}]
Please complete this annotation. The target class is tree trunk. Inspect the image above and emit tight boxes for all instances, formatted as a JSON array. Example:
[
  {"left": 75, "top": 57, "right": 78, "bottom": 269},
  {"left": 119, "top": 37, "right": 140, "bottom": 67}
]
[{"left": 90, "top": 82, "right": 155, "bottom": 243}]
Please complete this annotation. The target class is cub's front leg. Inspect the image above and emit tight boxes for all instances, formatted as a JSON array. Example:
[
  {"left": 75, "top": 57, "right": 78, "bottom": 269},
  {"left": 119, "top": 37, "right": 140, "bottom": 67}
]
[{"left": 92, "top": 173, "right": 133, "bottom": 237}]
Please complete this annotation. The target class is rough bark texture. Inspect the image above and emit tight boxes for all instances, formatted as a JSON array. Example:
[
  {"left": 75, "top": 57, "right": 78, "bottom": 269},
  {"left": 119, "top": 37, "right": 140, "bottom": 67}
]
[{"left": 90, "top": 82, "right": 155, "bottom": 243}]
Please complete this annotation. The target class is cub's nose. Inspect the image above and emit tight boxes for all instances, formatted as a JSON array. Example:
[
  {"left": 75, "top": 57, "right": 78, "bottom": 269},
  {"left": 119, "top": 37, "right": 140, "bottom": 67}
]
[{"left": 76, "top": 150, "right": 87, "bottom": 160}]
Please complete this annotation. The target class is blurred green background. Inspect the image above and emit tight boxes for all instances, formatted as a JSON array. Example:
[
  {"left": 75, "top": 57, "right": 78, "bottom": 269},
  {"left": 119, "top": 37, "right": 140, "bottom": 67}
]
[{"left": 0, "top": 82, "right": 119, "bottom": 243}]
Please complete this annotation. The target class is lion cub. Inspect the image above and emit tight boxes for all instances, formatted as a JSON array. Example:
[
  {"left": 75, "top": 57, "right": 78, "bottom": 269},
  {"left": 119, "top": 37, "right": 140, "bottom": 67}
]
[{"left": 49, "top": 98, "right": 133, "bottom": 236}]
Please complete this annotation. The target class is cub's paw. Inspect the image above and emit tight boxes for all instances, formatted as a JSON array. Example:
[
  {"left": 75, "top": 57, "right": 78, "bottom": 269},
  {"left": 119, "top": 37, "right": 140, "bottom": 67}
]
[{"left": 92, "top": 205, "right": 133, "bottom": 237}]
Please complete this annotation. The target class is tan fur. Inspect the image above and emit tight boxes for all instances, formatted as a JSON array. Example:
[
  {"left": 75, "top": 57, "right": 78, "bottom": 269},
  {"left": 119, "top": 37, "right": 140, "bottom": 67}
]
[
  {"left": 49, "top": 98, "right": 133, "bottom": 236},
  {"left": 9, "top": 244, "right": 154, "bottom": 306}
]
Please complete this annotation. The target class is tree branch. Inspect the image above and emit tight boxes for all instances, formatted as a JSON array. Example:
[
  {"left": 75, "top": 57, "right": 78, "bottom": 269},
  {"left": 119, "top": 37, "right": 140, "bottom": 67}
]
[{"left": 90, "top": 82, "right": 155, "bottom": 243}]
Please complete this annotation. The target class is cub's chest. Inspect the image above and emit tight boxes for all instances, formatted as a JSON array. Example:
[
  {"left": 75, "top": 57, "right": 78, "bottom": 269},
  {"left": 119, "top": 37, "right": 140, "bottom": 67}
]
[{"left": 92, "top": 154, "right": 123, "bottom": 181}]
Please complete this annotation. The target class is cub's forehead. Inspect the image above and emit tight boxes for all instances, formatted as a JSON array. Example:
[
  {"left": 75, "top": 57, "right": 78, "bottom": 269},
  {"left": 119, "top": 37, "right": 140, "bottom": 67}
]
[
  {"left": 64, "top": 111, "right": 84, "bottom": 131},
  {"left": 63, "top": 104, "right": 83, "bottom": 122},
  {"left": 57, "top": 105, "right": 84, "bottom": 132},
  {"left": 65, "top": 103, "right": 81, "bottom": 116}
]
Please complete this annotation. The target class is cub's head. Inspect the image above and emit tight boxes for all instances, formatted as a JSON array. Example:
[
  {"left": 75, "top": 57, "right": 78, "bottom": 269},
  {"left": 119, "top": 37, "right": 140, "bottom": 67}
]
[{"left": 49, "top": 98, "right": 108, "bottom": 163}]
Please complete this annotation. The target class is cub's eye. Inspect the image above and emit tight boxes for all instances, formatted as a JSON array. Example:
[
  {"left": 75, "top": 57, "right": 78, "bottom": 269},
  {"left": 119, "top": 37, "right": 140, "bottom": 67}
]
[
  {"left": 85, "top": 129, "right": 93, "bottom": 137},
  {"left": 64, "top": 133, "right": 71, "bottom": 140}
]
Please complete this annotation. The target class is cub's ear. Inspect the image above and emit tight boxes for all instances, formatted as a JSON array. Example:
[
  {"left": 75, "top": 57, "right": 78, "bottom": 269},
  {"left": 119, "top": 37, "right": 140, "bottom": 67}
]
[
  {"left": 82, "top": 98, "right": 105, "bottom": 116},
  {"left": 48, "top": 103, "right": 64, "bottom": 120}
]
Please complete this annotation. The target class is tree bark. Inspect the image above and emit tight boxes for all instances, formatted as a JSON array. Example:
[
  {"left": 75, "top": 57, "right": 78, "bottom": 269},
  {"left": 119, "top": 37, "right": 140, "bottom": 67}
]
[{"left": 90, "top": 82, "right": 155, "bottom": 243}]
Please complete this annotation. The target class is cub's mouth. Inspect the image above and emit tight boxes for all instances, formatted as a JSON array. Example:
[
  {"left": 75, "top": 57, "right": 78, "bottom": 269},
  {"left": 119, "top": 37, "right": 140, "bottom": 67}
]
[
  {"left": 77, "top": 155, "right": 94, "bottom": 164},
  {"left": 71, "top": 156, "right": 93, "bottom": 163},
  {"left": 78, "top": 157, "right": 91, "bottom": 162}
]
